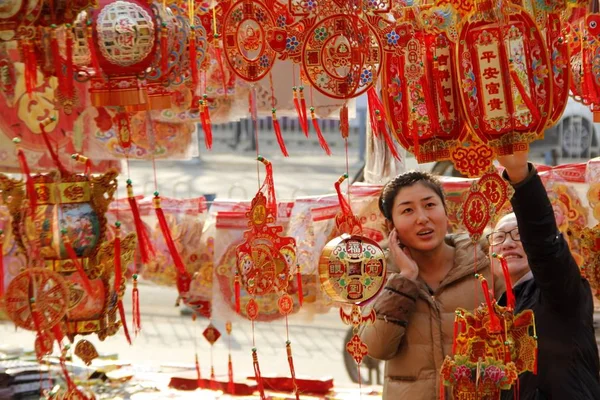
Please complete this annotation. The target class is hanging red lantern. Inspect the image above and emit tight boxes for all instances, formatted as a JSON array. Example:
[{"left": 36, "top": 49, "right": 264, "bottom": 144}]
[
  {"left": 382, "top": 7, "right": 465, "bottom": 163},
  {"left": 456, "top": 1, "right": 552, "bottom": 154},
  {"left": 88, "top": 0, "right": 158, "bottom": 108}
]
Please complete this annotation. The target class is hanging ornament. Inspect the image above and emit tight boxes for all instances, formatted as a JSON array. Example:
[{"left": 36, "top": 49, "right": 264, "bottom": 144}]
[
  {"left": 74, "top": 339, "right": 99, "bottom": 366},
  {"left": 87, "top": 0, "right": 158, "bottom": 108},
  {"left": 222, "top": 0, "right": 278, "bottom": 81},
  {"left": 302, "top": 14, "right": 382, "bottom": 99},
  {"left": 236, "top": 156, "right": 297, "bottom": 400},
  {"left": 456, "top": 1, "right": 552, "bottom": 154},
  {"left": 203, "top": 322, "right": 222, "bottom": 390},
  {"left": 568, "top": 224, "right": 600, "bottom": 300},
  {"left": 319, "top": 174, "right": 386, "bottom": 386},
  {"left": 382, "top": 6, "right": 465, "bottom": 163}
]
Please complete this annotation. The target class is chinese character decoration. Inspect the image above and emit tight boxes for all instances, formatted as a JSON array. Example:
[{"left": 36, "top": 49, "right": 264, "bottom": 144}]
[
  {"left": 319, "top": 173, "right": 386, "bottom": 388},
  {"left": 457, "top": 168, "right": 513, "bottom": 242},
  {"left": 440, "top": 273, "right": 538, "bottom": 400},
  {"left": 457, "top": 0, "right": 551, "bottom": 155},
  {"left": 236, "top": 156, "right": 297, "bottom": 400},
  {"left": 382, "top": 6, "right": 465, "bottom": 164},
  {"left": 568, "top": 224, "right": 600, "bottom": 300}
]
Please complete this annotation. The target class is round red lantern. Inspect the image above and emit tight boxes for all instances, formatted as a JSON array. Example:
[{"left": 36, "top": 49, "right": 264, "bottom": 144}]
[{"left": 89, "top": 0, "right": 158, "bottom": 108}]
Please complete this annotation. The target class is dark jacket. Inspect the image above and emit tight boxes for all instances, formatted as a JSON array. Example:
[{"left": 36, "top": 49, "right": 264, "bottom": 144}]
[{"left": 499, "top": 166, "right": 600, "bottom": 400}]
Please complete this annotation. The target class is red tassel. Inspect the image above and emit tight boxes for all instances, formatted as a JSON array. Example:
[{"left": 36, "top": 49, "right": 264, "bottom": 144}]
[
  {"left": 495, "top": 254, "right": 516, "bottom": 310},
  {"left": 296, "top": 266, "right": 303, "bottom": 307},
  {"left": 39, "top": 119, "right": 69, "bottom": 175},
  {"left": 154, "top": 194, "right": 191, "bottom": 294},
  {"left": 15, "top": 146, "right": 37, "bottom": 214},
  {"left": 126, "top": 181, "right": 154, "bottom": 264},
  {"left": 189, "top": 30, "right": 198, "bottom": 91},
  {"left": 22, "top": 41, "right": 37, "bottom": 96},
  {"left": 234, "top": 273, "right": 241, "bottom": 314},
  {"left": 86, "top": 24, "right": 103, "bottom": 79},
  {"left": 65, "top": 26, "right": 74, "bottom": 98},
  {"left": 476, "top": 274, "right": 501, "bottom": 332},
  {"left": 160, "top": 24, "right": 169, "bottom": 76},
  {"left": 310, "top": 107, "right": 331, "bottom": 155},
  {"left": 118, "top": 300, "right": 132, "bottom": 345},
  {"left": 509, "top": 69, "right": 540, "bottom": 122},
  {"left": 62, "top": 233, "right": 94, "bottom": 296},
  {"left": 51, "top": 323, "right": 65, "bottom": 346},
  {"left": 298, "top": 86, "right": 308, "bottom": 131},
  {"left": 334, "top": 174, "right": 353, "bottom": 217},
  {"left": 286, "top": 342, "right": 300, "bottom": 400},
  {"left": 252, "top": 349, "right": 266, "bottom": 400},
  {"left": 200, "top": 97, "right": 213, "bottom": 149},
  {"left": 132, "top": 274, "right": 141, "bottom": 335},
  {"left": 272, "top": 109, "right": 289, "bottom": 157},
  {"left": 227, "top": 354, "right": 235, "bottom": 394},
  {"left": 214, "top": 47, "right": 227, "bottom": 95},
  {"left": 367, "top": 87, "right": 400, "bottom": 160},
  {"left": 51, "top": 27, "right": 66, "bottom": 95},
  {"left": 195, "top": 353, "right": 204, "bottom": 389},
  {"left": 339, "top": 104, "right": 349, "bottom": 139},
  {"left": 293, "top": 87, "right": 308, "bottom": 137},
  {"left": 114, "top": 226, "right": 122, "bottom": 292},
  {"left": 0, "top": 230, "right": 4, "bottom": 299}
]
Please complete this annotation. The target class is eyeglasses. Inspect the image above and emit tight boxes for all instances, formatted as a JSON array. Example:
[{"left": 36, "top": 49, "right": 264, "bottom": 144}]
[{"left": 486, "top": 227, "right": 520, "bottom": 246}]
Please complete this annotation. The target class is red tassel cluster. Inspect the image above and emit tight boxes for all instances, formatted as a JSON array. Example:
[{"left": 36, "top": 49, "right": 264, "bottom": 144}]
[
  {"left": 292, "top": 87, "right": 308, "bottom": 137},
  {"left": 271, "top": 109, "right": 289, "bottom": 157},
  {"left": 86, "top": 23, "right": 103, "bottom": 79},
  {"left": 367, "top": 87, "right": 400, "bottom": 160},
  {"left": 339, "top": 104, "right": 349, "bottom": 139},
  {"left": 39, "top": 118, "right": 68, "bottom": 175},
  {"left": 298, "top": 86, "right": 308, "bottom": 133},
  {"left": 189, "top": 29, "right": 199, "bottom": 91},
  {"left": 118, "top": 300, "right": 132, "bottom": 345},
  {"left": 154, "top": 193, "right": 192, "bottom": 293},
  {"left": 14, "top": 140, "right": 37, "bottom": 214},
  {"left": 227, "top": 354, "right": 235, "bottom": 394},
  {"left": 200, "top": 96, "right": 213, "bottom": 149},
  {"left": 160, "top": 23, "right": 169, "bottom": 75},
  {"left": 126, "top": 180, "right": 154, "bottom": 264},
  {"left": 310, "top": 107, "right": 331, "bottom": 155},
  {"left": 64, "top": 25, "right": 74, "bottom": 99},
  {"left": 252, "top": 348, "right": 266, "bottom": 400},
  {"left": 21, "top": 40, "right": 37, "bottom": 96},
  {"left": 495, "top": 254, "right": 516, "bottom": 310},
  {"left": 234, "top": 273, "right": 241, "bottom": 314},
  {"left": 296, "top": 266, "right": 303, "bottom": 307},
  {"left": 476, "top": 274, "right": 501, "bottom": 333},
  {"left": 286, "top": 342, "right": 300, "bottom": 400}
]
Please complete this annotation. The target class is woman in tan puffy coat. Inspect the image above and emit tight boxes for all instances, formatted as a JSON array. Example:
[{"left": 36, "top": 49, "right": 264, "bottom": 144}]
[{"left": 360, "top": 171, "right": 502, "bottom": 399}]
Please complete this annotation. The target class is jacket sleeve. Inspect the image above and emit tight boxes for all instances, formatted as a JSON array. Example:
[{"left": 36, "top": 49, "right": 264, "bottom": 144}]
[
  {"left": 359, "top": 273, "right": 419, "bottom": 360},
  {"left": 505, "top": 165, "right": 582, "bottom": 311}
]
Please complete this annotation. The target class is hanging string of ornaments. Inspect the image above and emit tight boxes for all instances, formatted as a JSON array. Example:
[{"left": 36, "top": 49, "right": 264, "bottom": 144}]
[{"left": 0, "top": 0, "right": 598, "bottom": 398}]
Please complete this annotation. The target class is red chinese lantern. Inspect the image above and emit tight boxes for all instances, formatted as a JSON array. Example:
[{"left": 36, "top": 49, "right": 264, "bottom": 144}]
[
  {"left": 88, "top": 0, "right": 158, "bottom": 108},
  {"left": 382, "top": 7, "right": 466, "bottom": 163},
  {"left": 456, "top": 0, "right": 552, "bottom": 154}
]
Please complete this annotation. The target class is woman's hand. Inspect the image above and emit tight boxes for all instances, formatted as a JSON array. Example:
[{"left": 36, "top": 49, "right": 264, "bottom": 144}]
[
  {"left": 389, "top": 230, "right": 419, "bottom": 281},
  {"left": 497, "top": 150, "right": 529, "bottom": 184}
]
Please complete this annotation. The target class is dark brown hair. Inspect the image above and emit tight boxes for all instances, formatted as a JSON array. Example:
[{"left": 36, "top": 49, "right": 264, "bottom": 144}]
[{"left": 378, "top": 171, "right": 446, "bottom": 221}]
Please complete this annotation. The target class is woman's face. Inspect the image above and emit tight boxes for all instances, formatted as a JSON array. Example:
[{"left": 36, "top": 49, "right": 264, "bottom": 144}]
[{"left": 390, "top": 182, "right": 448, "bottom": 253}]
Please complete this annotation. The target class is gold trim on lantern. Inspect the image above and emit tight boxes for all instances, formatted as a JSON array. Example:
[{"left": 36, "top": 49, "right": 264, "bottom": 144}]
[
  {"left": 34, "top": 182, "right": 91, "bottom": 205},
  {"left": 66, "top": 319, "right": 102, "bottom": 335},
  {"left": 45, "top": 257, "right": 90, "bottom": 273}
]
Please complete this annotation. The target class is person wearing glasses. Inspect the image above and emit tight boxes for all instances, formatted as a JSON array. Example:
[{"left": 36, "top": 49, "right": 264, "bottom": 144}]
[{"left": 491, "top": 151, "right": 600, "bottom": 400}]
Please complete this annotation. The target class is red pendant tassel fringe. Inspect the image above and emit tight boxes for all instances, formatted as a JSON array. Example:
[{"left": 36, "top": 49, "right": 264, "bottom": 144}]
[
  {"left": 132, "top": 275, "right": 141, "bottom": 335},
  {"left": 234, "top": 273, "right": 241, "bottom": 314},
  {"left": 126, "top": 181, "right": 154, "bottom": 264},
  {"left": 367, "top": 87, "right": 400, "bottom": 160},
  {"left": 252, "top": 348, "right": 266, "bottom": 400},
  {"left": 160, "top": 24, "right": 169, "bottom": 75},
  {"left": 200, "top": 96, "right": 213, "bottom": 149},
  {"left": 272, "top": 109, "right": 289, "bottom": 157},
  {"left": 86, "top": 24, "right": 103, "bottom": 79},
  {"left": 189, "top": 30, "right": 198, "bottom": 91},
  {"left": 286, "top": 342, "right": 300, "bottom": 400},
  {"left": 154, "top": 194, "right": 191, "bottom": 294},
  {"left": 298, "top": 87, "right": 308, "bottom": 133},
  {"left": 310, "top": 107, "right": 331, "bottom": 155},
  {"left": 296, "top": 265, "right": 303, "bottom": 307},
  {"left": 195, "top": 353, "right": 204, "bottom": 389},
  {"left": 15, "top": 147, "right": 37, "bottom": 214},
  {"left": 227, "top": 353, "right": 235, "bottom": 394},
  {"left": 293, "top": 87, "right": 308, "bottom": 137}
]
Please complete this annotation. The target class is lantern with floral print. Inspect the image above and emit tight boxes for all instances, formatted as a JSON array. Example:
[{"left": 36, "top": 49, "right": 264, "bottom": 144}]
[
  {"left": 456, "top": 1, "right": 551, "bottom": 155},
  {"left": 382, "top": 6, "right": 466, "bottom": 163},
  {"left": 88, "top": 0, "right": 158, "bottom": 108}
]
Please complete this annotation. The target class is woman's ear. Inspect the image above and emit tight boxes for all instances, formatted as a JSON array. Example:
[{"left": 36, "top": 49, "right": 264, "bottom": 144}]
[{"left": 385, "top": 219, "right": 394, "bottom": 233}]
